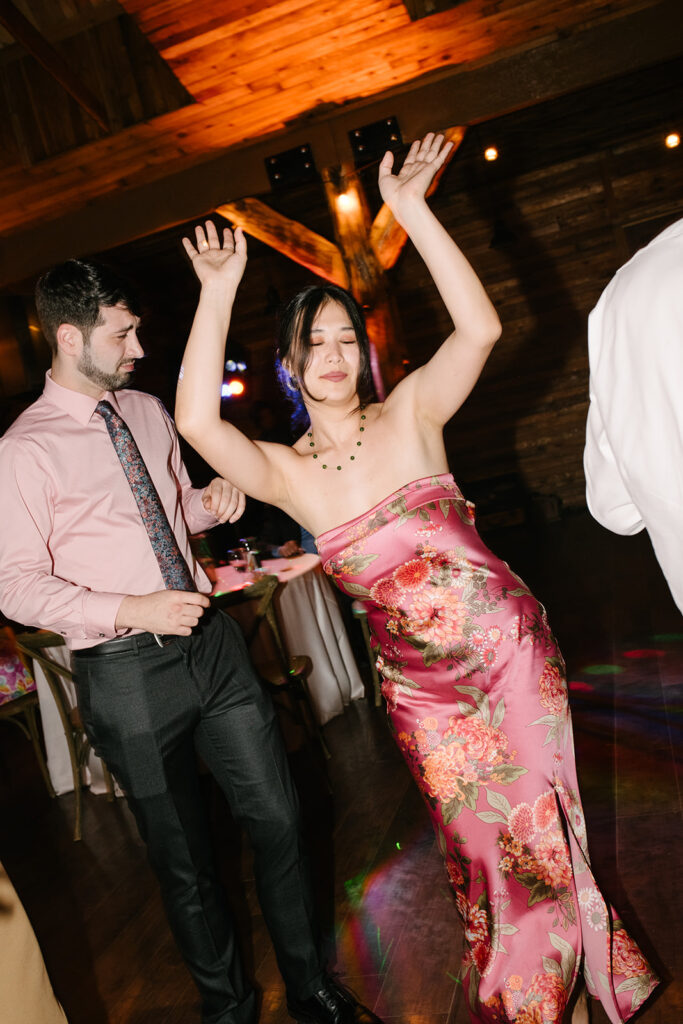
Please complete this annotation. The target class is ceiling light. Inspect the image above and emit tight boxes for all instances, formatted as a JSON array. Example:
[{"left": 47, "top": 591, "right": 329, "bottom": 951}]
[{"left": 335, "top": 192, "right": 356, "bottom": 213}]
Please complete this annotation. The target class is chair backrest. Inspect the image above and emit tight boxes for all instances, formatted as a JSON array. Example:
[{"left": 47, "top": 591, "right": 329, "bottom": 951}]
[
  {"left": 212, "top": 574, "right": 289, "bottom": 673},
  {"left": 13, "top": 632, "right": 79, "bottom": 729}
]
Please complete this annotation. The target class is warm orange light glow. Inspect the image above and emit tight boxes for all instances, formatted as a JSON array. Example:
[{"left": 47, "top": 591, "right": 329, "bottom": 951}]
[
  {"left": 335, "top": 191, "right": 357, "bottom": 213},
  {"left": 222, "top": 378, "right": 245, "bottom": 397},
  {"left": 484, "top": 146, "right": 498, "bottom": 161},
  {"left": 665, "top": 132, "right": 680, "bottom": 149}
]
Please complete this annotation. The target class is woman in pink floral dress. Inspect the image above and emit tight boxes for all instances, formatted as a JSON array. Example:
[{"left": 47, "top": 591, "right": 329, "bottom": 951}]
[{"left": 176, "top": 135, "right": 658, "bottom": 1023}]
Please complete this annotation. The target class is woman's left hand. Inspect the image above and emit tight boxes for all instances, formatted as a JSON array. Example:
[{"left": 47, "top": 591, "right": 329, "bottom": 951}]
[
  {"left": 378, "top": 132, "right": 452, "bottom": 215},
  {"left": 183, "top": 220, "right": 247, "bottom": 291}
]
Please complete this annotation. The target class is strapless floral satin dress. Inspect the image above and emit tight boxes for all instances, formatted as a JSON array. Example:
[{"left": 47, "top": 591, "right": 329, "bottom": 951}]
[{"left": 317, "top": 475, "right": 657, "bottom": 1024}]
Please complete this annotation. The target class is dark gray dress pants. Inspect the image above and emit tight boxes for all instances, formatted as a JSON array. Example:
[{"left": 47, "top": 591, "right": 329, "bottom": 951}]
[{"left": 74, "top": 609, "right": 323, "bottom": 1024}]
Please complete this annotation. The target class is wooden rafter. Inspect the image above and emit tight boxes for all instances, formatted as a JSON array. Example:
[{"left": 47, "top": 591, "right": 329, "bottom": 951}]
[
  {"left": 0, "top": 0, "right": 109, "bottom": 131},
  {"left": 0, "top": 2, "right": 679, "bottom": 286},
  {"left": 214, "top": 126, "right": 466, "bottom": 385},
  {"left": 215, "top": 197, "right": 349, "bottom": 288}
]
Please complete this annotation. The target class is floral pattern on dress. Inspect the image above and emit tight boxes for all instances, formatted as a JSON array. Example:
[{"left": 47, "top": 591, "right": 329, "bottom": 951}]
[
  {"left": 318, "top": 474, "right": 659, "bottom": 1023},
  {"left": 396, "top": 685, "right": 527, "bottom": 826}
]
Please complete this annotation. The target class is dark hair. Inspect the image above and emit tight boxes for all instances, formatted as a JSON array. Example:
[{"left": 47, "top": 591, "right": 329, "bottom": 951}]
[
  {"left": 35, "top": 258, "right": 140, "bottom": 353},
  {"left": 276, "top": 284, "right": 375, "bottom": 428}
]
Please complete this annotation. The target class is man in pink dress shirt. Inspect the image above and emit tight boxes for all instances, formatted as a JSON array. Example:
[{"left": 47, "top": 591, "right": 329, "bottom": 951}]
[{"left": 0, "top": 259, "right": 378, "bottom": 1024}]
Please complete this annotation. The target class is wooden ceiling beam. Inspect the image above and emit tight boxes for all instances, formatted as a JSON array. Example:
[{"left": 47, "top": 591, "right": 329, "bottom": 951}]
[
  {"left": 0, "top": 0, "right": 680, "bottom": 290},
  {"left": 0, "top": 0, "right": 110, "bottom": 131},
  {"left": 215, "top": 197, "right": 349, "bottom": 287}
]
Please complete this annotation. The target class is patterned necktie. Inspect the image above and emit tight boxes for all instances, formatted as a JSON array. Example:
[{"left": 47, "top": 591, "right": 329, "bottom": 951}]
[{"left": 96, "top": 400, "right": 196, "bottom": 591}]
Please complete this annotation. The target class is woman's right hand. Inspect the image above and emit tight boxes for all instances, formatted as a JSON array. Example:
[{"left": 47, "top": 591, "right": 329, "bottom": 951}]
[
  {"left": 378, "top": 132, "right": 452, "bottom": 223},
  {"left": 182, "top": 220, "right": 247, "bottom": 291}
]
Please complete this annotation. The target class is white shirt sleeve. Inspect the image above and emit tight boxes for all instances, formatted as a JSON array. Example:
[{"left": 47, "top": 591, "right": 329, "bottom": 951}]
[
  {"left": 584, "top": 389, "right": 643, "bottom": 535},
  {"left": 584, "top": 218, "right": 683, "bottom": 614}
]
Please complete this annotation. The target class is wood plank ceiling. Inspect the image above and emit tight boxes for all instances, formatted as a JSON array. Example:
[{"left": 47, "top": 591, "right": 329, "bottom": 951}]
[{"left": 0, "top": 0, "right": 680, "bottom": 286}]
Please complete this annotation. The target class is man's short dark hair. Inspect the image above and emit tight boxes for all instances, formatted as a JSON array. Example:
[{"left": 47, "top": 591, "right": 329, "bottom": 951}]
[{"left": 35, "top": 259, "right": 141, "bottom": 353}]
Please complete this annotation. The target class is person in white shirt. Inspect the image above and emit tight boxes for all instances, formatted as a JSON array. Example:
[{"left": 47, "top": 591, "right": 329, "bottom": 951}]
[{"left": 584, "top": 218, "right": 683, "bottom": 614}]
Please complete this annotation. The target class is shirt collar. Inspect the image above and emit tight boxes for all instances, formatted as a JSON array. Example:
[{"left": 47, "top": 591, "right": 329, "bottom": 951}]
[{"left": 43, "top": 370, "right": 120, "bottom": 426}]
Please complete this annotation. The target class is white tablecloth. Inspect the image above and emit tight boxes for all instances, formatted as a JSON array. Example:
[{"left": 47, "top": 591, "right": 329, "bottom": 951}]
[
  {"left": 213, "top": 553, "right": 364, "bottom": 725},
  {"left": 32, "top": 554, "right": 363, "bottom": 793}
]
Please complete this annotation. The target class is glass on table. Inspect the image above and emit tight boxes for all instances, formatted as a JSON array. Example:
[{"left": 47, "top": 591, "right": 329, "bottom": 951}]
[
  {"left": 239, "top": 537, "right": 263, "bottom": 572},
  {"left": 226, "top": 548, "right": 248, "bottom": 573}
]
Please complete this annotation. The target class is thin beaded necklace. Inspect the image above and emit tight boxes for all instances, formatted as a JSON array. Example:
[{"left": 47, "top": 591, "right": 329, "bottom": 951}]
[{"left": 307, "top": 411, "right": 366, "bottom": 470}]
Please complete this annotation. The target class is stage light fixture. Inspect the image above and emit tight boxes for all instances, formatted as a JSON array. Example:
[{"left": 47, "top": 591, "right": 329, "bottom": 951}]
[
  {"left": 484, "top": 146, "right": 498, "bottom": 162},
  {"left": 348, "top": 116, "right": 402, "bottom": 168},
  {"left": 665, "top": 132, "right": 680, "bottom": 149},
  {"left": 264, "top": 143, "right": 317, "bottom": 190}
]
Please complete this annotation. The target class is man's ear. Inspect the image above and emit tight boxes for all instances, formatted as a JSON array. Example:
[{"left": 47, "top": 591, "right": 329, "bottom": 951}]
[{"left": 55, "top": 322, "right": 83, "bottom": 357}]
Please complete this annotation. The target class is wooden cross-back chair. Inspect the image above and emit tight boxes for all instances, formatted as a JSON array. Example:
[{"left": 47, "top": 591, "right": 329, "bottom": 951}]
[
  {"left": 212, "top": 574, "right": 331, "bottom": 761},
  {"left": 13, "top": 631, "right": 115, "bottom": 842},
  {"left": 0, "top": 628, "right": 54, "bottom": 798}
]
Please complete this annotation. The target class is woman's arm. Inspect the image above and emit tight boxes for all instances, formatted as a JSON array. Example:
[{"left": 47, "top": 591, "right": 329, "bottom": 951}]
[
  {"left": 379, "top": 134, "right": 502, "bottom": 427},
  {"left": 175, "top": 221, "right": 288, "bottom": 506}
]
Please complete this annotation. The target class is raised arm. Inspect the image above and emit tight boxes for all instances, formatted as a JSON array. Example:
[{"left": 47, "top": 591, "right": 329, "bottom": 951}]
[
  {"left": 379, "top": 134, "right": 502, "bottom": 427},
  {"left": 175, "top": 221, "right": 288, "bottom": 506}
]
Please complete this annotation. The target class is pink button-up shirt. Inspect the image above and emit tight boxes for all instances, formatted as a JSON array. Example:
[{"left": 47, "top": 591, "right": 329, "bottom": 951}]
[{"left": 0, "top": 373, "right": 218, "bottom": 648}]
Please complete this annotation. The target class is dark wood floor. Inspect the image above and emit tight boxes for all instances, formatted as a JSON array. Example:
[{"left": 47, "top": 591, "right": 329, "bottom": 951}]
[{"left": 1, "top": 511, "right": 681, "bottom": 1024}]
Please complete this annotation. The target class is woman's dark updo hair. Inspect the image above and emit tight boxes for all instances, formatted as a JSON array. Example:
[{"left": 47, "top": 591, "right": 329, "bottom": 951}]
[{"left": 276, "top": 284, "right": 375, "bottom": 429}]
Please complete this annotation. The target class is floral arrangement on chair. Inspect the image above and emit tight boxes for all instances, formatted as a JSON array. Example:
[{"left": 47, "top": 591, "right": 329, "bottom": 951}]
[{"left": 0, "top": 626, "right": 35, "bottom": 705}]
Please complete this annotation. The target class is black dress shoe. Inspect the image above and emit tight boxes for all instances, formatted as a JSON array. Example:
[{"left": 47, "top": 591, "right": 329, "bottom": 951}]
[{"left": 287, "top": 976, "right": 383, "bottom": 1024}]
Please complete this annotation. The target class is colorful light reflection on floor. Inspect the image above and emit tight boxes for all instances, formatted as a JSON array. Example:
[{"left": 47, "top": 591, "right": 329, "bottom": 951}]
[
  {"left": 336, "top": 818, "right": 454, "bottom": 995},
  {"left": 334, "top": 633, "right": 682, "bottom": 1014}
]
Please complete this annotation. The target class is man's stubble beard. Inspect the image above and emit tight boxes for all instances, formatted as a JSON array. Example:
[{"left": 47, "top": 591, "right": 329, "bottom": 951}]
[{"left": 77, "top": 343, "right": 133, "bottom": 392}]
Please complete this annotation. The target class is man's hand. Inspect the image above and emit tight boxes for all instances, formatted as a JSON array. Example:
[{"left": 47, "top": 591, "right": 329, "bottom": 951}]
[
  {"left": 278, "top": 540, "right": 304, "bottom": 558},
  {"left": 201, "top": 477, "right": 246, "bottom": 523},
  {"left": 115, "top": 591, "right": 210, "bottom": 636}
]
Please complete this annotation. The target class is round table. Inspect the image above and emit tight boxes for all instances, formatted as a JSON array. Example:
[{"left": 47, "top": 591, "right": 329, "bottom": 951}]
[
  {"left": 212, "top": 553, "right": 364, "bottom": 725},
  {"left": 30, "top": 555, "right": 363, "bottom": 795}
]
